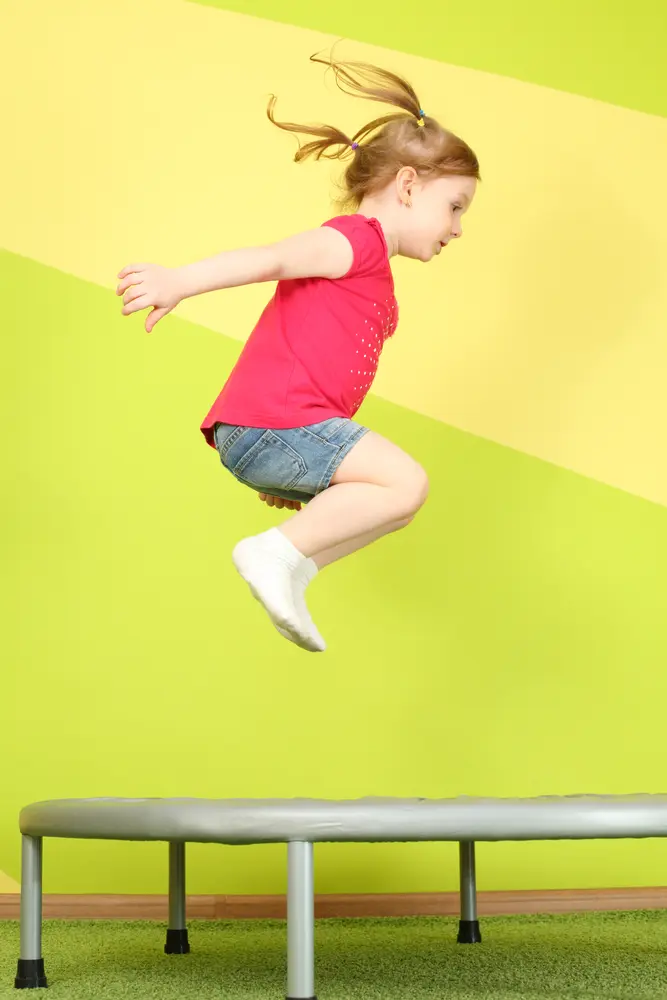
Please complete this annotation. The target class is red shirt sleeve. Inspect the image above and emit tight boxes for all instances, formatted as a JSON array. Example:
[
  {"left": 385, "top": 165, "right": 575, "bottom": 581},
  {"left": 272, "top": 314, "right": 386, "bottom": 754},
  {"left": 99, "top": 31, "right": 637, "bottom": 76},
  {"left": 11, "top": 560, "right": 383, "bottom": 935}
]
[{"left": 322, "top": 215, "right": 389, "bottom": 280}]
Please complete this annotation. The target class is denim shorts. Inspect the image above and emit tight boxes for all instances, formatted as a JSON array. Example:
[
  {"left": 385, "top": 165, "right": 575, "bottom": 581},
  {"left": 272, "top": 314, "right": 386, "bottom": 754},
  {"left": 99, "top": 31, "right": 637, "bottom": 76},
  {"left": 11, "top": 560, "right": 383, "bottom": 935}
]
[{"left": 213, "top": 418, "right": 370, "bottom": 503}]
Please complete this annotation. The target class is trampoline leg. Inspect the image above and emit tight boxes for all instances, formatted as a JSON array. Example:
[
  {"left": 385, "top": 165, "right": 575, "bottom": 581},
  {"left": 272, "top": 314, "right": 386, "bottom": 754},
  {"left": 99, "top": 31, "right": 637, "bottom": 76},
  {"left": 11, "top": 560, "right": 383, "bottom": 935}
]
[
  {"left": 457, "top": 841, "right": 482, "bottom": 944},
  {"left": 286, "top": 841, "right": 316, "bottom": 1000},
  {"left": 14, "top": 835, "right": 47, "bottom": 989},
  {"left": 164, "top": 842, "right": 190, "bottom": 954}
]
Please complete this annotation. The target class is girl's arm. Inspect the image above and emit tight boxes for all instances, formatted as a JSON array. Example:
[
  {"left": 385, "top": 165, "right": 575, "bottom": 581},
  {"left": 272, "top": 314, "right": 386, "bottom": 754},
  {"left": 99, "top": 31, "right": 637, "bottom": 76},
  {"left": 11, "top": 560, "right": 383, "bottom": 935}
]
[
  {"left": 180, "top": 226, "right": 354, "bottom": 291},
  {"left": 116, "top": 226, "right": 353, "bottom": 333}
]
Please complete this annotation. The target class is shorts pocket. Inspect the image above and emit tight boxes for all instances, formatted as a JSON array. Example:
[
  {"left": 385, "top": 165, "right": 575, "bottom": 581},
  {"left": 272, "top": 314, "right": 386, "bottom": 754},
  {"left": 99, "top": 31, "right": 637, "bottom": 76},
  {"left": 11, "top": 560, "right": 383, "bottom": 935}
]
[
  {"left": 213, "top": 423, "right": 242, "bottom": 457},
  {"left": 231, "top": 430, "right": 308, "bottom": 493}
]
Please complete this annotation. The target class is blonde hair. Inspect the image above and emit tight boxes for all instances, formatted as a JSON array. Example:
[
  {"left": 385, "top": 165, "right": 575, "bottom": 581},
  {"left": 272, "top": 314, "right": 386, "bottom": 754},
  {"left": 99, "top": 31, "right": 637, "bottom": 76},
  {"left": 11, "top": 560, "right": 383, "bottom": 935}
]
[{"left": 267, "top": 52, "right": 481, "bottom": 209}]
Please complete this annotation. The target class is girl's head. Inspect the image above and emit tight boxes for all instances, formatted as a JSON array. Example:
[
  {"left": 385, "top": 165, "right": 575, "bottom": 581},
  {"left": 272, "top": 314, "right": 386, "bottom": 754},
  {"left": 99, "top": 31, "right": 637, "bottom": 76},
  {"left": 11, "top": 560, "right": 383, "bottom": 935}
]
[{"left": 268, "top": 54, "right": 481, "bottom": 263}]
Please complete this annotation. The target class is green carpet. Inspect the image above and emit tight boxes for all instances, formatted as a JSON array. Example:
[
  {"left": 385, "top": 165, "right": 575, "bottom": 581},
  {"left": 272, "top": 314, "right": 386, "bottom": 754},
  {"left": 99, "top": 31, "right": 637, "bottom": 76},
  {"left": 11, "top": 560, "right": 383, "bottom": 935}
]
[{"left": 2, "top": 914, "right": 667, "bottom": 999}]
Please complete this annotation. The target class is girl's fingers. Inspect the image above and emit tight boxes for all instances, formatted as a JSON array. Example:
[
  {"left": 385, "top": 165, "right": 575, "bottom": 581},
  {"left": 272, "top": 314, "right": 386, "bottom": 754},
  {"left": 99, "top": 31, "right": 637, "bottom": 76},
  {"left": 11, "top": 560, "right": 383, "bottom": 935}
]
[
  {"left": 257, "top": 493, "right": 301, "bottom": 510},
  {"left": 117, "top": 275, "right": 141, "bottom": 296},
  {"left": 117, "top": 264, "right": 146, "bottom": 280},
  {"left": 121, "top": 294, "right": 149, "bottom": 316},
  {"left": 145, "top": 307, "right": 169, "bottom": 333},
  {"left": 123, "top": 286, "right": 145, "bottom": 306}
]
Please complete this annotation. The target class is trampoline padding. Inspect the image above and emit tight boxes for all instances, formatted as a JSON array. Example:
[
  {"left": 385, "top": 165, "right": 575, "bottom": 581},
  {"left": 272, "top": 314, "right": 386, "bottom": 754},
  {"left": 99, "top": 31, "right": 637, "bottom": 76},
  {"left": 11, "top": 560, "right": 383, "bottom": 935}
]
[{"left": 18, "top": 794, "right": 667, "bottom": 845}]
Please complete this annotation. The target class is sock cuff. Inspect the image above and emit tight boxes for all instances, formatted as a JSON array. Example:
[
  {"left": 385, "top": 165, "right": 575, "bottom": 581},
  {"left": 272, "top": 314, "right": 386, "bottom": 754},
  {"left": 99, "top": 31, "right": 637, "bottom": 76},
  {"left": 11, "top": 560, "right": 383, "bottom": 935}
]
[
  {"left": 262, "top": 527, "right": 305, "bottom": 565},
  {"left": 300, "top": 557, "right": 319, "bottom": 584}
]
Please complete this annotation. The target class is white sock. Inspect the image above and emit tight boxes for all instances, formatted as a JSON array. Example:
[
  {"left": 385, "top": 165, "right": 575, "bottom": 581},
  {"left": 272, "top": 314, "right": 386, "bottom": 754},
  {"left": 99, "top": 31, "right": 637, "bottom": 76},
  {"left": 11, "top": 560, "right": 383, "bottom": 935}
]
[
  {"left": 276, "top": 558, "right": 326, "bottom": 652},
  {"left": 232, "top": 529, "right": 323, "bottom": 652}
]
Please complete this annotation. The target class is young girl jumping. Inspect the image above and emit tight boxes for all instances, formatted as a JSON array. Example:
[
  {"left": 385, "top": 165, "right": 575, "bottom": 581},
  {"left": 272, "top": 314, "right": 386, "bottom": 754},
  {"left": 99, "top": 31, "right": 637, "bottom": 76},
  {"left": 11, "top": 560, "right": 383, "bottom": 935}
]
[{"left": 117, "top": 55, "right": 480, "bottom": 653}]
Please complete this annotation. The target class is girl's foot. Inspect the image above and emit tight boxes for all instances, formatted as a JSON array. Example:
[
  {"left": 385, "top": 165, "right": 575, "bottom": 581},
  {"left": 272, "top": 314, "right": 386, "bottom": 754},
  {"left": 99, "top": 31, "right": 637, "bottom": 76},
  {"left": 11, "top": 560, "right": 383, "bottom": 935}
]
[{"left": 232, "top": 529, "right": 325, "bottom": 652}]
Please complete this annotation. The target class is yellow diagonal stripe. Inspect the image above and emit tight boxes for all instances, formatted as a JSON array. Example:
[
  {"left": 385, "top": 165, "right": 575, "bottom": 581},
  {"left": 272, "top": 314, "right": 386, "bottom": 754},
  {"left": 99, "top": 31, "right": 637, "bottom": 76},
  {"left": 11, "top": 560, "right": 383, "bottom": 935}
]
[
  {"left": 2, "top": 0, "right": 667, "bottom": 504},
  {"left": 0, "top": 870, "right": 20, "bottom": 892}
]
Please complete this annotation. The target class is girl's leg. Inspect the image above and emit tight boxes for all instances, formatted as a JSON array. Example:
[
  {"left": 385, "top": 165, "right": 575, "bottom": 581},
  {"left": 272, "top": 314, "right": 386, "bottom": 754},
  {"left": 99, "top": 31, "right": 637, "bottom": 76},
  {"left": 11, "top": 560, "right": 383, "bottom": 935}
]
[
  {"left": 232, "top": 433, "right": 427, "bottom": 651},
  {"left": 280, "top": 432, "right": 429, "bottom": 557},
  {"left": 311, "top": 516, "right": 413, "bottom": 570},
  {"left": 273, "top": 516, "right": 412, "bottom": 651}
]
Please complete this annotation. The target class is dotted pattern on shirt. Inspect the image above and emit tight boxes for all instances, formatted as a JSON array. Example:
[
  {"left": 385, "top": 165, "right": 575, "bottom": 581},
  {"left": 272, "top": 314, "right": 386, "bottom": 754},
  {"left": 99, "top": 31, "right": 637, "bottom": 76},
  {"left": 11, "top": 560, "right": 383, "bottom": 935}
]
[{"left": 350, "top": 298, "right": 399, "bottom": 411}]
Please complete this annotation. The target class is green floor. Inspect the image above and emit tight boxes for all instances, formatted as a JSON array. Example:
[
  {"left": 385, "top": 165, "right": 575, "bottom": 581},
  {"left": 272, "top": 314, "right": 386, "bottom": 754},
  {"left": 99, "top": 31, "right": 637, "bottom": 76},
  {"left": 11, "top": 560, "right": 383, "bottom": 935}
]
[{"left": 1, "top": 913, "right": 667, "bottom": 999}]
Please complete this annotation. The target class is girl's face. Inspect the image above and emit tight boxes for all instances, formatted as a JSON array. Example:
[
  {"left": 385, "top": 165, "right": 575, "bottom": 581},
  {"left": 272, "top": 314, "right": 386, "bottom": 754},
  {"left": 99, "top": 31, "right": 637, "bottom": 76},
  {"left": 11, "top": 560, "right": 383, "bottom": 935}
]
[{"left": 398, "top": 174, "right": 477, "bottom": 262}]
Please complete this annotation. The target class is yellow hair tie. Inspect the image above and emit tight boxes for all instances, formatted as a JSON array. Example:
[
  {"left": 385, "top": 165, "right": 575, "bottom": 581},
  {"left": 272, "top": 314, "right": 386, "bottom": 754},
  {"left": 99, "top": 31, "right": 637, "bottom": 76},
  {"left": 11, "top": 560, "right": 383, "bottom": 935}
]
[
  {"left": 417, "top": 119, "right": 425, "bottom": 127},
  {"left": 417, "top": 109, "right": 426, "bottom": 127}
]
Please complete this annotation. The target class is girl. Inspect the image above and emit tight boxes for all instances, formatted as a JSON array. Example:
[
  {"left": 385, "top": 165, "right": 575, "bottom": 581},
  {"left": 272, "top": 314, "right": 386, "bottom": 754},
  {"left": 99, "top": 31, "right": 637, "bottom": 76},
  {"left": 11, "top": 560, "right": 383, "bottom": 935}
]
[{"left": 117, "top": 55, "right": 480, "bottom": 653}]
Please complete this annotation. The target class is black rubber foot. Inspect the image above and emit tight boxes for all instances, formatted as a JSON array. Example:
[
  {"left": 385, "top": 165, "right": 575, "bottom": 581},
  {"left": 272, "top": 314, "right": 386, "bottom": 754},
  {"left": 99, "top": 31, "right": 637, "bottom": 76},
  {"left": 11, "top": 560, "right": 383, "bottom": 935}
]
[
  {"left": 286, "top": 996, "right": 317, "bottom": 999},
  {"left": 164, "top": 928, "right": 190, "bottom": 955},
  {"left": 457, "top": 919, "right": 482, "bottom": 944},
  {"left": 14, "top": 959, "right": 47, "bottom": 989}
]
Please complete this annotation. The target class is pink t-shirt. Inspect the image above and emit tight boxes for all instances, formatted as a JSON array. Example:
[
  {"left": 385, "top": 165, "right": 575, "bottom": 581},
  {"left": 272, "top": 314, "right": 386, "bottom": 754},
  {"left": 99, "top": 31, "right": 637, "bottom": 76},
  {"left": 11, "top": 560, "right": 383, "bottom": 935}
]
[{"left": 200, "top": 214, "right": 398, "bottom": 445}]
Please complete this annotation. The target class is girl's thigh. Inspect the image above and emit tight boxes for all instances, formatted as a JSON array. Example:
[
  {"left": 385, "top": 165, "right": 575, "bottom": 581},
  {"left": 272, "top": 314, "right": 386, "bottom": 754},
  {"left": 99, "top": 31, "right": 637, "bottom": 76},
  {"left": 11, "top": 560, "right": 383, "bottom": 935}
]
[{"left": 330, "top": 430, "right": 428, "bottom": 493}]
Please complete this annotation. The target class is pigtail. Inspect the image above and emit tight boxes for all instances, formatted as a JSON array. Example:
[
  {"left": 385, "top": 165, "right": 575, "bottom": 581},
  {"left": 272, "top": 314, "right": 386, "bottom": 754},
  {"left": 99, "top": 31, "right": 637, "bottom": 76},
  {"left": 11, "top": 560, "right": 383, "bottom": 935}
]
[
  {"left": 267, "top": 95, "right": 355, "bottom": 162},
  {"left": 267, "top": 51, "right": 428, "bottom": 163},
  {"left": 309, "top": 52, "right": 423, "bottom": 121}
]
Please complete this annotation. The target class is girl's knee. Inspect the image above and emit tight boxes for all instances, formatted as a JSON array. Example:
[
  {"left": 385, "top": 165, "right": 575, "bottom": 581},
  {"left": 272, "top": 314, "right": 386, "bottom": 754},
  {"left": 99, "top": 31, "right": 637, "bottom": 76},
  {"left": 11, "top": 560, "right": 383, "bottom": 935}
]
[{"left": 398, "top": 465, "right": 429, "bottom": 518}]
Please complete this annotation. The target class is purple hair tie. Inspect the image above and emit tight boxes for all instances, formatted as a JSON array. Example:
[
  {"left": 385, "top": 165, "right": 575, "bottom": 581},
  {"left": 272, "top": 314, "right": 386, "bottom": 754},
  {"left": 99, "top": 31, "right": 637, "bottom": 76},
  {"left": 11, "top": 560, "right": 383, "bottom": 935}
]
[{"left": 351, "top": 142, "right": 359, "bottom": 150}]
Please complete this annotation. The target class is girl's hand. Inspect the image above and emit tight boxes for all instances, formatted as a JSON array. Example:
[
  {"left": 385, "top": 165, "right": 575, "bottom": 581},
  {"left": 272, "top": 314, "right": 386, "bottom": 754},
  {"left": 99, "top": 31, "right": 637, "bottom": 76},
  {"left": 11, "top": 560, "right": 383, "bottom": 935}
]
[
  {"left": 116, "top": 263, "right": 186, "bottom": 333},
  {"left": 258, "top": 493, "right": 302, "bottom": 511}
]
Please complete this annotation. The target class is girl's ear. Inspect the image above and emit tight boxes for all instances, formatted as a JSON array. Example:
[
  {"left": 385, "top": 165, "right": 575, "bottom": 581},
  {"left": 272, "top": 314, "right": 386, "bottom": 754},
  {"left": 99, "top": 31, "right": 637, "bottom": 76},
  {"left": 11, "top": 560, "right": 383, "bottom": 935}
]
[{"left": 395, "top": 165, "right": 417, "bottom": 207}]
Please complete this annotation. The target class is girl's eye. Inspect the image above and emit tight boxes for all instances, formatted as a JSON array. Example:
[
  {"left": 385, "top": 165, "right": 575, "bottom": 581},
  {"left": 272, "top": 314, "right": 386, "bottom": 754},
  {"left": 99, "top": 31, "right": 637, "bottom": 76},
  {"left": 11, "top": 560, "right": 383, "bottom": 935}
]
[{"left": 452, "top": 204, "right": 462, "bottom": 212}]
